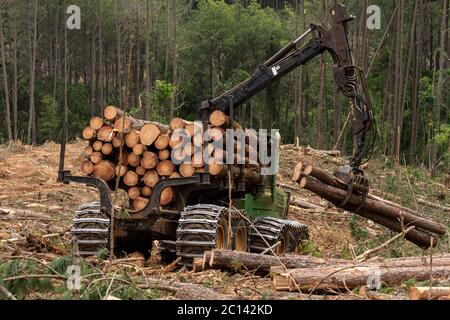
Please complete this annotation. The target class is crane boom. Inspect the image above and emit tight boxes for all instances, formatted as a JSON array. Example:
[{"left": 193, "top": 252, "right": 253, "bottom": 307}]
[{"left": 199, "top": 4, "right": 374, "bottom": 174}]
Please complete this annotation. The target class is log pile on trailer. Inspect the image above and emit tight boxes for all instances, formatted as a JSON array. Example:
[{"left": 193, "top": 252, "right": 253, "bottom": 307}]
[{"left": 80, "top": 106, "right": 262, "bottom": 210}]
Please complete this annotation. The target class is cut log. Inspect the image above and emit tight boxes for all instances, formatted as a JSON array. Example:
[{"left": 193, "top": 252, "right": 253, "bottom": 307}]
[
  {"left": 82, "top": 127, "right": 96, "bottom": 140},
  {"left": 115, "top": 165, "right": 128, "bottom": 177},
  {"left": 206, "top": 249, "right": 346, "bottom": 274},
  {"left": 103, "top": 105, "right": 123, "bottom": 121},
  {"left": 83, "top": 145, "right": 94, "bottom": 157},
  {"left": 185, "top": 123, "right": 195, "bottom": 137},
  {"left": 123, "top": 171, "right": 139, "bottom": 187},
  {"left": 125, "top": 129, "right": 141, "bottom": 148},
  {"left": 133, "top": 197, "right": 149, "bottom": 211},
  {"left": 160, "top": 187, "right": 174, "bottom": 206},
  {"left": 90, "top": 151, "right": 103, "bottom": 164},
  {"left": 170, "top": 117, "right": 187, "bottom": 130},
  {"left": 158, "top": 149, "right": 170, "bottom": 161},
  {"left": 101, "top": 143, "right": 113, "bottom": 155},
  {"left": 208, "top": 127, "right": 225, "bottom": 142},
  {"left": 92, "top": 160, "right": 115, "bottom": 182},
  {"left": 90, "top": 116, "right": 104, "bottom": 130},
  {"left": 132, "top": 143, "right": 147, "bottom": 155},
  {"left": 169, "top": 172, "right": 181, "bottom": 179},
  {"left": 135, "top": 166, "right": 146, "bottom": 176},
  {"left": 97, "top": 126, "right": 115, "bottom": 142},
  {"left": 155, "top": 134, "right": 170, "bottom": 150},
  {"left": 280, "top": 265, "right": 450, "bottom": 292},
  {"left": 92, "top": 140, "right": 103, "bottom": 151},
  {"left": 408, "top": 287, "right": 450, "bottom": 300},
  {"left": 179, "top": 163, "right": 195, "bottom": 177},
  {"left": 192, "top": 152, "right": 204, "bottom": 168},
  {"left": 157, "top": 160, "right": 175, "bottom": 177},
  {"left": 140, "top": 151, "right": 158, "bottom": 169},
  {"left": 112, "top": 136, "right": 125, "bottom": 148},
  {"left": 128, "top": 187, "right": 141, "bottom": 200},
  {"left": 141, "top": 186, "right": 152, "bottom": 197},
  {"left": 208, "top": 163, "right": 227, "bottom": 176},
  {"left": 127, "top": 152, "right": 141, "bottom": 167},
  {"left": 298, "top": 175, "right": 446, "bottom": 238},
  {"left": 81, "top": 160, "right": 94, "bottom": 175},
  {"left": 143, "top": 170, "right": 159, "bottom": 187},
  {"left": 140, "top": 123, "right": 169, "bottom": 146},
  {"left": 209, "top": 110, "right": 230, "bottom": 128}
]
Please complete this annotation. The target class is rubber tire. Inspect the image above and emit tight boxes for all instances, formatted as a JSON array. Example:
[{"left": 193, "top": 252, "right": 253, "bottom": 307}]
[{"left": 231, "top": 219, "right": 248, "bottom": 252}]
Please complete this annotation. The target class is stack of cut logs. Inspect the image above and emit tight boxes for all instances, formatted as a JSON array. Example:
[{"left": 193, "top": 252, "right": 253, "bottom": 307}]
[
  {"left": 292, "top": 161, "right": 447, "bottom": 249},
  {"left": 80, "top": 106, "right": 261, "bottom": 211}
]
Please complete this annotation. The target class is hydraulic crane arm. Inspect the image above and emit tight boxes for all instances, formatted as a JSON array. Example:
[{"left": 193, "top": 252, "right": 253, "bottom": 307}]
[{"left": 199, "top": 4, "right": 374, "bottom": 174}]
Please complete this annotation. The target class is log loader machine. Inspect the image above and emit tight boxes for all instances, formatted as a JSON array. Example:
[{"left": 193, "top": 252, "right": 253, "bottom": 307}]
[{"left": 58, "top": 4, "right": 374, "bottom": 266}]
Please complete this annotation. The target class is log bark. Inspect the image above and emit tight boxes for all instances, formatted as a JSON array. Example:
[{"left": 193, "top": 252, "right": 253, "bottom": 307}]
[
  {"left": 278, "top": 265, "right": 450, "bottom": 292},
  {"left": 299, "top": 176, "right": 445, "bottom": 240},
  {"left": 206, "top": 249, "right": 346, "bottom": 274}
]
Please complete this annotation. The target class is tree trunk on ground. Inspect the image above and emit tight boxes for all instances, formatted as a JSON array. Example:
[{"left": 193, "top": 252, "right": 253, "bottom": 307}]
[{"left": 275, "top": 264, "right": 450, "bottom": 292}]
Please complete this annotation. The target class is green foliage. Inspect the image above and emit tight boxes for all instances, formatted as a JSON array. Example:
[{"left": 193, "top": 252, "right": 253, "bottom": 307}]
[
  {"left": 349, "top": 214, "right": 369, "bottom": 240},
  {"left": 38, "top": 95, "right": 60, "bottom": 141},
  {"left": 150, "top": 80, "right": 174, "bottom": 123},
  {"left": 300, "top": 239, "right": 322, "bottom": 257}
]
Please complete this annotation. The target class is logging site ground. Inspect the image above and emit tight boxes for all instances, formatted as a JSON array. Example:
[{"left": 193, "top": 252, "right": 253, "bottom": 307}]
[{"left": 0, "top": 140, "right": 448, "bottom": 300}]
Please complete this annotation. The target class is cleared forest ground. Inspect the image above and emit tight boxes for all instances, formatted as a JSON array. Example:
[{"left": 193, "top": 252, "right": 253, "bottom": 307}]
[{"left": 0, "top": 141, "right": 448, "bottom": 300}]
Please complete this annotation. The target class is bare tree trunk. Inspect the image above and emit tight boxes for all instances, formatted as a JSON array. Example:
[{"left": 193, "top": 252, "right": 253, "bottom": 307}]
[
  {"left": 431, "top": 0, "right": 449, "bottom": 174},
  {"left": 392, "top": 0, "right": 403, "bottom": 162},
  {"left": 316, "top": 54, "right": 325, "bottom": 149},
  {"left": 169, "top": 0, "right": 177, "bottom": 121},
  {"left": 164, "top": 0, "right": 170, "bottom": 80},
  {"left": 27, "top": 0, "right": 38, "bottom": 145},
  {"left": 144, "top": 0, "right": 152, "bottom": 119},
  {"left": 116, "top": 0, "right": 123, "bottom": 108},
  {"left": 98, "top": 2, "right": 104, "bottom": 109},
  {"left": 64, "top": 0, "right": 69, "bottom": 127},
  {"left": 410, "top": 0, "right": 424, "bottom": 164},
  {"left": 12, "top": 0, "right": 19, "bottom": 140},
  {"left": 90, "top": 3, "right": 97, "bottom": 116},
  {"left": 0, "top": 6, "right": 12, "bottom": 141},
  {"left": 294, "top": 0, "right": 305, "bottom": 145},
  {"left": 135, "top": 0, "right": 141, "bottom": 110}
]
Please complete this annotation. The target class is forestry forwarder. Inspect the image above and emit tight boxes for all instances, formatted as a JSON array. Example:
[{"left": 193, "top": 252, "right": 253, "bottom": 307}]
[{"left": 58, "top": 4, "right": 374, "bottom": 266}]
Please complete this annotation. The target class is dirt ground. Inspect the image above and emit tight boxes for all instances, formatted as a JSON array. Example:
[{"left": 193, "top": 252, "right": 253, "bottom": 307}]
[{"left": 0, "top": 141, "right": 448, "bottom": 300}]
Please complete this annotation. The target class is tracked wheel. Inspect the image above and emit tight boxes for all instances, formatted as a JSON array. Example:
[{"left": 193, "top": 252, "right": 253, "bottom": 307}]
[
  {"left": 71, "top": 202, "right": 110, "bottom": 256},
  {"left": 248, "top": 217, "right": 309, "bottom": 255},
  {"left": 176, "top": 204, "right": 245, "bottom": 266}
]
